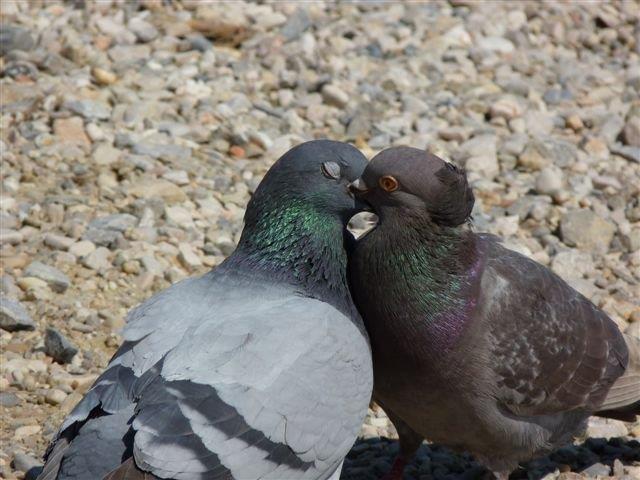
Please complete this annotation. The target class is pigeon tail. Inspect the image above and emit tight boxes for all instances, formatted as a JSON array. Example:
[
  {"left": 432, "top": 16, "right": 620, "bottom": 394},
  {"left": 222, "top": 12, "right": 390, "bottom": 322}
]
[{"left": 595, "top": 333, "right": 640, "bottom": 422}]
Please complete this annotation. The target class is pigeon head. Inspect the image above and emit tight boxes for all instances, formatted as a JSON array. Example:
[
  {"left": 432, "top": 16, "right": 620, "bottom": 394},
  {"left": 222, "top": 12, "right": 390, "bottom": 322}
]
[
  {"left": 349, "top": 146, "right": 474, "bottom": 227},
  {"left": 245, "top": 139, "right": 368, "bottom": 225}
]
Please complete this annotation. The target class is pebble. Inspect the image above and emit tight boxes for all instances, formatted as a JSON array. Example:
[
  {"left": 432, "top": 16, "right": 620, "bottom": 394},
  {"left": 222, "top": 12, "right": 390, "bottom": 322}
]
[
  {"left": 53, "top": 117, "right": 90, "bottom": 147},
  {"left": 12, "top": 453, "right": 40, "bottom": 475},
  {"left": 322, "top": 84, "right": 350, "bottom": 108},
  {"left": 92, "top": 144, "right": 122, "bottom": 166},
  {"left": 44, "top": 389, "right": 68, "bottom": 406},
  {"left": 0, "top": 24, "right": 35, "bottom": 55},
  {"left": 560, "top": 210, "right": 616, "bottom": 253},
  {"left": 43, "top": 233, "right": 74, "bottom": 251},
  {"left": 44, "top": 327, "right": 78, "bottom": 364},
  {"left": 178, "top": 243, "right": 202, "bottom": 270},
  {"left": 64, "top": 99, "right": 112, "bottom": 121},
  {"left": 23, "top": 262, "right": 70, "bottom": 293},
  {"left": 91, "top": 67, "right": 117, "bottom": 85},
  {"left": 69, "top": 240, "right": 96, "bottom": 258},
  {"left": 535, "top": 167, "right": 564, "bottom": 195},
  {"left": 81, "top": 247, "right": 112, "bottom": 270},
  {"left": 0, "top": 296, "right": 36, "bottom": 332},
  {"left": 128, "top": 179, "right": 187, "bottom": 203},
  {"left": 14, "top": 425, "right": 41, "bottom": 439}
]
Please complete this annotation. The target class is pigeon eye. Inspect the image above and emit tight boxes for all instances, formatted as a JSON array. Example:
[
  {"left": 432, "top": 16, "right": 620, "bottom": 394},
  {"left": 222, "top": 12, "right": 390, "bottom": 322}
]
[
  {"left": 321, "top": 161, "right": 341, "bottom": 180},
  {"left": 379, "top": 175, "right": 399, "bottom": 192}
]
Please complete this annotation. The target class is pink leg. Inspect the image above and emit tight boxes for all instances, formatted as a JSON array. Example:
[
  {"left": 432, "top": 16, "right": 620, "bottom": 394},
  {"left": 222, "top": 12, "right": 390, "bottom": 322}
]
[{"left": 380, "top": 455, "right": 406, "bottom": 480}]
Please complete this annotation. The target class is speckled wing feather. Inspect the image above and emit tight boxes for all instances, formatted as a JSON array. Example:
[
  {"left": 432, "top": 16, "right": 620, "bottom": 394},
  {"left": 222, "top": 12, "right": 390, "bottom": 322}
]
[{"left": 480, "top": 238, "right": 628, "bottom": 416}]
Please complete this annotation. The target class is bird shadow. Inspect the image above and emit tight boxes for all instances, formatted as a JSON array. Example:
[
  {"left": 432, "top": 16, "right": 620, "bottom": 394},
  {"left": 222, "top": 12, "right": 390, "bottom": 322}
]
[{"left": 341, "top": 436, "right": 640, "bottom": 480}]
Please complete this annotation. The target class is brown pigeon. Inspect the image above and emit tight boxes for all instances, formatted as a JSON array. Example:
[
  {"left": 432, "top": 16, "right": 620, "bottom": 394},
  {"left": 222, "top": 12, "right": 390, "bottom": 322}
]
[{"left": 347, "top": 146, "right": 640, "bottom": 479}]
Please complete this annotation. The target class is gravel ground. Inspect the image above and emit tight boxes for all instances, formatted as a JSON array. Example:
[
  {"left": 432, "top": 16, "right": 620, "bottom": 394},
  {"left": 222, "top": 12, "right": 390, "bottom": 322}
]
[{"left": 1, "top": 1, "right": 639, "bottom": 479}]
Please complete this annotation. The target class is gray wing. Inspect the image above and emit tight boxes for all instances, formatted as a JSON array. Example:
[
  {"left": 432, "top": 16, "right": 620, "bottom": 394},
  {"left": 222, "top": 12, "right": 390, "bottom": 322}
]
[
  {"left": 40, "top": 273, "right": 372, "bottom": 480},
  {"left": 130, "top": 295, "right": 372, "bottom": 480},
  {"left": 480, "top": 238, "right": 628, "bottom": 416}
]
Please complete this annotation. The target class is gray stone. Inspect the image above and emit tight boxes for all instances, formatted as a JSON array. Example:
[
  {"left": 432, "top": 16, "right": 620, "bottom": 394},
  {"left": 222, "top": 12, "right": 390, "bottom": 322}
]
[
  {"left": 281, "top": 8, "right": 311, "bottom": 41},
  {"left": 580, "top": 463, "right": 611, "bottom": 477},
  {"left": 0, "top": 296, "right": 36, "bottom": 332},
  {"left": 23, "top": 261, "right": 70, "bottom": 293},
  {"left": 551, "top": 250, "right": 594, "bottom": 280},
  {"left": 321, "top": 84, "right": 349, "bottom": 108},
  {"left": 81, "top": 247, "right": 111, "bottom": 270},
  {"left": 610, "top": 143, "right": 640, "bottom": 163},
  {"left": 92, "top": 144, "right": 122, "bottom": 166},
  {"left": 128, "top": 17, "right": 158, "bottom": 43},
  {"left": 535, "top": 167, "right": 563, "bottom": 195},
  {"left": 89, "top": 214, "right": 138, "bottom": 232},
  {"left": 0, "top": 24, "right": 35, "bottom": 55},
  {"left": 83, "top": 228, "right": 121, "bottom": 248},
  {"left": 560, "top": 210, "right": 616, "bottom": 253},
  {"left": 623, "top": 115, "right": 640, "bottom": 147},
  {"left": 12, "top": 453, "right": 41, "bottom": 474},
  {"left": 44, "top": 327, "right": 78, "bottom": 364},
  {"left": 64, "top": 99, "right": 112, "bottom": 120},
  {"left": 0, "top": 391, "right": 20, "bottom": 407},
  {"left": 131, "top": 142, "right": 192, "bottom": 161}
]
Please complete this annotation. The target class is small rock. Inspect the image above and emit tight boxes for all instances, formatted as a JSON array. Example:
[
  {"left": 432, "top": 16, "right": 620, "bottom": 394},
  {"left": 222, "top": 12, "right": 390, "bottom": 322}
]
[
  {"left": 88, "top": 213, "right": 137, "bottom": 232},
  {"left": 53, "top": 117, "right": 90, "bottom": 147},
  {"left": 489, "top": 96, "right": 523, "bottom": 120},
  {"left": 0, "top": 296, "right": 36, "bottom": 332},
  {"left": 64, "top": 99, "right": 112, "bottom": 120},
  {"left": 128, "top": 17, "right": 158, "bottom": 43},
  {"left": 321, "top": 84, "right": 349, "bottom": 108},
  {"left": 23, "top": 261, "right": 70, "bottom": 293},
  {"left": 623, "top": 115, "right": 640, "bottom": 147},
  {"left": 128, "top": 179, "right": 187, "bottom": 203},
  {"left": 91, "top": 67, "right": 117, "bottom": 85},
  {"left": 44, "top": 388, "right": 67, "bottom": 405},
  {"left": 178, "top": 243, "right": 202, "bottom": 270},
  {"left": 560, "top": 210, "right": 616, "bottom": 253},
  {"left": 535, "top": 167, "right": 563, "bottom": 195},
  {"left": 477, "top": 36, "right": 514, "bottom": 53},
  {"left": 0, "top": 228, "right": 23, "bottom": 245},
  {"left": 14, "top": 424, "right": 41, "bottom": 439},
  {"left": 0, "top": 24, "right": 35, "bottom": 55},
  {"left": 519, "top": 140, "right": 552, "bottom": 171},
  {"left": 551, "top": 250, "right": 594, "bottom": 280},
  {"left": 43, "top": 233, "right": 74, "bottom": 251},
  {"left": 92, "top": 143, "right": 122, "bottom": 166},
  {"left": 69, "top": 240, "right": 96, "bottom": 258},
  {"left": 82, "top": 247, "right": 111, "bottom": 270},
  {"left": 565, "top": 114, "right": 583, "bottom": 131},
  {"left": 281, "top": 7, "right": 311, "bottom": 41},
  {"left": 0, "top": 391, "right": 20, "bottom": 407},
  {"left": 131, "top": 142, "right": 191, "bottom": 161},
  {"left": 12, "top": 453, "right": 41, "bottom": 475},
  {"left": 164, "top": 206, "right": 194, "bottom": 228},
  {"left": 44, "top": 327, "right": 78, "bottom": 364},
  {"left": 587, "top": 417, "right": 629, "bottom": 439}
]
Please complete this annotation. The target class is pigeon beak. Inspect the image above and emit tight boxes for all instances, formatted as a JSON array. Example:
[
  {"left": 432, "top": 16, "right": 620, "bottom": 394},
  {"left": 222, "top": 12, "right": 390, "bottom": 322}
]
[{"left": 348, "top": 178, "right": 370, "bottom": 196}]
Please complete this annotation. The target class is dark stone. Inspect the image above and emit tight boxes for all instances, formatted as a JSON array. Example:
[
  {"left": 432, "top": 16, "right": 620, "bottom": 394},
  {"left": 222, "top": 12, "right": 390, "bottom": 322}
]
[{"left": 44, "top": 327, "right": 78, "bottom": 364}]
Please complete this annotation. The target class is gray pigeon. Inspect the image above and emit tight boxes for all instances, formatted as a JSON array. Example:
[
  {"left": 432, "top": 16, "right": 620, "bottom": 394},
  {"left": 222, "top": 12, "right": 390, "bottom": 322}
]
[
  {"left": 39, "top": 140, "right": 373, "bottom": 480},
  {"left": 347, "top": 146, "right": 640, "bottom": 479}
]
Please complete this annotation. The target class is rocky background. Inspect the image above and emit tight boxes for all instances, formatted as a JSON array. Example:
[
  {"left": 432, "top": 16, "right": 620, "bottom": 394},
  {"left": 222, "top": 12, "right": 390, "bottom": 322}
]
[{"left": 1, "top": 1, "right": 639, "bottom": 479}]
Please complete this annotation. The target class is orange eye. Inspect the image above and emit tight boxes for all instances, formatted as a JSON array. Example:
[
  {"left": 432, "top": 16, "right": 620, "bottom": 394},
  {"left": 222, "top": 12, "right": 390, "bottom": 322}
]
[{"left": 379, "top": 175, "right": 399, "bottom": 192}]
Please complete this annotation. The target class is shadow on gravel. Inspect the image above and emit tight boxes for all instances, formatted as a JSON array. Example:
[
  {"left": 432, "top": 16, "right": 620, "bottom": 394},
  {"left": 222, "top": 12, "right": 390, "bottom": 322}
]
[{"left": 341, "top": 437, "right": 640, "bottom": 480}]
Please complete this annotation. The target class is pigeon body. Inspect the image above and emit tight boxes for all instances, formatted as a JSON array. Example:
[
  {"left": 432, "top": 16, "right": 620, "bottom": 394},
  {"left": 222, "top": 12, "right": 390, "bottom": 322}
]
[
  {"left": 39, "top": 140, "right": 373, "bottom": 480},
  {"left": 348, "top": 147, "right": 640, "bottom": 477}
]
